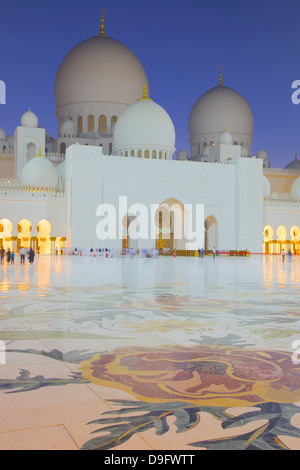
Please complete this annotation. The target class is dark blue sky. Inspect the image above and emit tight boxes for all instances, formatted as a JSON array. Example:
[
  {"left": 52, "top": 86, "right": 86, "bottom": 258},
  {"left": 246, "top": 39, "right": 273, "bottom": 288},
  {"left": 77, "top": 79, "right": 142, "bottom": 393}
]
[{"left": 0, "top": 0, "right": 300, "bottom": 168}]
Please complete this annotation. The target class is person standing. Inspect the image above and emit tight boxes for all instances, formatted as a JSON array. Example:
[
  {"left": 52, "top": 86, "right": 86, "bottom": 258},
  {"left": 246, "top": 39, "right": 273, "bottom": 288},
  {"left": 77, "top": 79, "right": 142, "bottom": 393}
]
[
  {"left": 0, "top": 248, "right": 4, "bottom": 265},
  {"left": 213, "top": 247, "right": 216, "bottom": 259},
  {"left": 11, "top": 251, "right": 15, "bottom": 265},
  {"left": 6, "top": 248, "right": 11, "bottom": 264},
  {"left": 282, "top": 249, "right": 285, "bottom": 262},
  {"left": 29, "top": 248, "right": 35, "bottom": 264},
  {"left": 20, "top": 247, "right": 25, "bottom": 265}
]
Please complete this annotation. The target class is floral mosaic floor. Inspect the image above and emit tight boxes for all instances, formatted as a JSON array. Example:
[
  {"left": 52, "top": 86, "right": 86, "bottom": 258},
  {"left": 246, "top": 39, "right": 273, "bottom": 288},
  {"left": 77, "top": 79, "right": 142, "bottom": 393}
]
[{"left": 0, "top": 253, "right": 299, "bottom": 450}]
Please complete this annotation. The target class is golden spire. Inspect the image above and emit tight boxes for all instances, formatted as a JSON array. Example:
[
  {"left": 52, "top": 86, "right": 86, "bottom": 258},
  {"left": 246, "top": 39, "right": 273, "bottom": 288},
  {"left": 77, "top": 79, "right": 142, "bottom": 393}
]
[
  {"left": 219, "top": 66, "right": 223, "bottom": 87},
  {"left": 295, "top": 152, "right": 298, "bottom": 161},
  {"left": 37, "top": 147, "right": 43, "bottom": 157},
  {"left": 100, "top": 8, "right": 106, "bottom": 36},
  {"left": 138, "top": 84, "right": 152, "bottom": 101}
]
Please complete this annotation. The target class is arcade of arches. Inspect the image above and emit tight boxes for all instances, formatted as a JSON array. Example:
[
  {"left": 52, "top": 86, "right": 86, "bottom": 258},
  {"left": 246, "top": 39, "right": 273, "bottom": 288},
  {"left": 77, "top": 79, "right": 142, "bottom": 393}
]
[
  {"left": 0, "top": 218, "right": 66, "bottom": 254},
  {"left": 1, "top": 217, "right": 300, "bottom": 255},
  {"left": 263, "top": 225, "right": 300, "bottom": 254}
]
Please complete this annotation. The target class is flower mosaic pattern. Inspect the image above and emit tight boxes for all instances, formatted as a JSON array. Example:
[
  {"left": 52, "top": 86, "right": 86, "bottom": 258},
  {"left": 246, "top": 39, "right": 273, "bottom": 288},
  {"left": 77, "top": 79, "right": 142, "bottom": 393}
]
[{"left": 80, "top": 345, "right": 300, "bottom": 408}]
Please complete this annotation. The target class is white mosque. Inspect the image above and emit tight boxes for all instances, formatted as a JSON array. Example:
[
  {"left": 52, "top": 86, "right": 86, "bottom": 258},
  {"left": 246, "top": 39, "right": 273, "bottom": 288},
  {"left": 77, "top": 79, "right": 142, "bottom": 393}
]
[{"left": 0, "top": 12, "right": 300, "bottom": 256}]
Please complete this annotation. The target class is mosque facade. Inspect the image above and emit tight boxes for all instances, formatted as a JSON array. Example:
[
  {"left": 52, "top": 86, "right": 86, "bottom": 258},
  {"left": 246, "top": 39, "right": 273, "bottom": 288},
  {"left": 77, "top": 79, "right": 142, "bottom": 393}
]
[{"left": 1, "top": 14, "right": 300, "bottom": 256}]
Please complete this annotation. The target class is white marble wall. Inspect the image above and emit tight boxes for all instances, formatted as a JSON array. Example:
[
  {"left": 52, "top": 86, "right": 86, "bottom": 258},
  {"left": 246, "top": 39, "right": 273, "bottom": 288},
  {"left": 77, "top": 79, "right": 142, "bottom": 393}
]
[{"left": 65, "top": 144, "right": 264, "bottom": 252}]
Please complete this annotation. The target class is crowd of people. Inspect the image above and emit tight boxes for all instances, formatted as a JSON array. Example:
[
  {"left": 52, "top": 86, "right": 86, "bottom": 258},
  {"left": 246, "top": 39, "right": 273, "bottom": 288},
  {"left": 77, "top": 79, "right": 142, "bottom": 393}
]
[{"left": 0, "top": 247, "right": 35, "bottom": 265}]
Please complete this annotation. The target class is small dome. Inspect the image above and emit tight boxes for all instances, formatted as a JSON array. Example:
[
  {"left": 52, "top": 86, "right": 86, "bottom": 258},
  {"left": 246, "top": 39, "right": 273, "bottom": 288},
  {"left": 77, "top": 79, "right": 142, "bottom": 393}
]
[
  {"left": 256, "top": 148, "right": 269, "bottom": 160},
  {"left": 21, "top": 108, "right": 38, "bottom": 128},
  {"left": 218, "top": 129, "right": 232, "bottom": 145},
  {"left": 113, "top": 91, "right": 175, "bottom": 157},
  {"left": 60, "top": 118, "right": 77, "bottom": 138},
  {"left": 263, "top": 175, "right": 271, "bottom": 198},
  {"left": 285, "top": 154, "right": 300, "bottom": 170},
  {"left": 5, "top": 134, "right": 14, "bottom": 148},
  {"left": 176, "top": 148, "right": 188, "bottom": 161},
  {"left": 0, "top": 128, "right": 6, "bottom": 141},
  {"left": 21, "top": 148, "right": 59, "bottom": 190},
  {"left": 290, "top": 176, "right": 300, "bottom": 199}
]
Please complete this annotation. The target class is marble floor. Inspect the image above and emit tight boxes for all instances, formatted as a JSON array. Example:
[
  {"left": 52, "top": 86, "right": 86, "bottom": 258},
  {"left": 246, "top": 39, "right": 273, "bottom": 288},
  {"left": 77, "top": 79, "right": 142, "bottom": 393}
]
[{"left": 0, "top": 253, "right": 299, "bottom": 450}]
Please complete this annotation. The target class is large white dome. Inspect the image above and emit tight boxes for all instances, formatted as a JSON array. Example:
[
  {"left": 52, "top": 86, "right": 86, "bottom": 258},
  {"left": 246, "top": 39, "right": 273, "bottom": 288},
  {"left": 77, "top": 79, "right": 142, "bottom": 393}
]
[
  {"left": 21, "top": 149, "right": 59, "bottom": 190},
  {"left": 189, "top": 85, "right": 254, "bottom": 137},
  {"left": 188, "top": 83, "right": 254, "bottom": 159},
  {"left": 113, "top": 93, "right": 175, "bottom": 159},
  {"left": 54, "top": 35, "right": 148, "bottom": 111}
]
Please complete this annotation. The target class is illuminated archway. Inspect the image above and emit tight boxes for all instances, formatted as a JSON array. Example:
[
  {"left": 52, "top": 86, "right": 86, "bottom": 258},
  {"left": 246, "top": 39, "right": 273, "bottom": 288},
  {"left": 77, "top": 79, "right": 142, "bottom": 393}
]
[
  {"left": 99, "top": 115, "right": 107, "bottom": 133},
  {"left": 78, "top": 116, "right": 83, "bottom": 133},
  {"left": 37, "top": 219, "right": 51, "bottom": 254},
  {"left": 155, "top": 198, "right": 187, "bottom": 251},
  {"left": 276, "top": 225, "right": 287, "bottom": 254},
  {"left": 290, "top": 225, "right": 300, "bottom": 254},
  {"left": 88, "top": 115, "right": 95, "bottom": 133},
  {"left": 263, "top": 225, "right": 274, "bottom": 254},
  {"left": 0, "top": 218, "right": 13, "bottom": 250},
  {"left": 17, "top": 219, "right": 32, "bottom": 251}
]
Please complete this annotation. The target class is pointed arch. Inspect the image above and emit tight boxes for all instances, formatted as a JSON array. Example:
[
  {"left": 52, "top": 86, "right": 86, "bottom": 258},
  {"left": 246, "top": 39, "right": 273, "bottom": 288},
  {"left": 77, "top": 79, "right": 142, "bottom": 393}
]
[
  {"left": 99, "top": 115, "right": 107, "bottom": 133},
  {"left": 205, "top": 215, "right": 218, "bottom": 250}
]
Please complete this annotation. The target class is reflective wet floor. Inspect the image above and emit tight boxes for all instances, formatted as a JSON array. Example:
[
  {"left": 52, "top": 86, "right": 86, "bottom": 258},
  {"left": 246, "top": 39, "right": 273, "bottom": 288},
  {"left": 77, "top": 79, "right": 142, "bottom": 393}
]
[{"left": 0, "top": 253, "right": 299, "bottom": 450}]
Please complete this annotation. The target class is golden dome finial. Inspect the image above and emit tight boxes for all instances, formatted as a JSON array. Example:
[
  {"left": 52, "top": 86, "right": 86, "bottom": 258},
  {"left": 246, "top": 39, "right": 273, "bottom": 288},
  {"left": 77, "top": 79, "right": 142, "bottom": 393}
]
[
  {"left": 142, "top": 83, "right": 147, "bottom": 99},
  {"left": 100, "top": 8, "right": 106, "bottom": 36},
  {"left": 38, "top": 147, "right": 43, "bottom": 157},
  {"left": 219, "top": 66, "right": 223, "bottom": 87},
  {"left": 138, "top": 84, "right": 152, "bottom": 101},
  {"left": 295, "top": 152, "right": 298, "bottom": 161}
]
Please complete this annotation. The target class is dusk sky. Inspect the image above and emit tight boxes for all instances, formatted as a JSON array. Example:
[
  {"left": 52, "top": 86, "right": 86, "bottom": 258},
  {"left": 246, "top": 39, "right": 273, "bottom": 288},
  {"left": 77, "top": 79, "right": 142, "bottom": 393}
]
[{"left": 1, "top": 0, "right": 300, "bottom": 168}]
